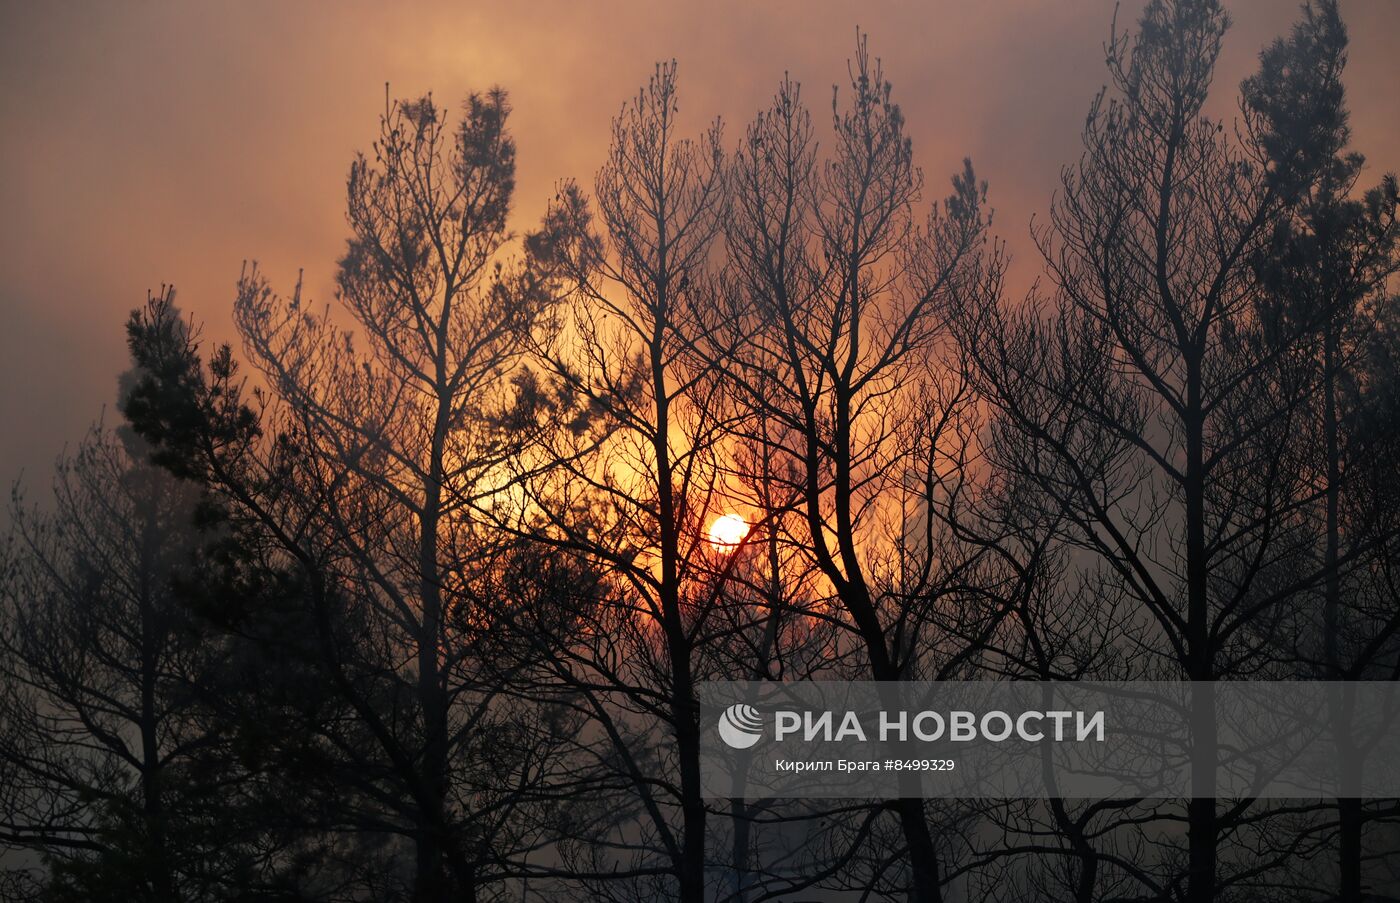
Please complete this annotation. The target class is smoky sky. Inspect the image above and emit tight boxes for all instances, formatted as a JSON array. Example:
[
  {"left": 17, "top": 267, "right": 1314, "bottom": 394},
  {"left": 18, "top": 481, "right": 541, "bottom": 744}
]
[{"left": 1, "top": 0, "right": 1397, "bottom": 488}]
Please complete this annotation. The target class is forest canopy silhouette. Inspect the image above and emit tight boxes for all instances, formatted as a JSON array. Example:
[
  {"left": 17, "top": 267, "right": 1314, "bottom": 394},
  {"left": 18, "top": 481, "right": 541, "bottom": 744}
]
[{"left": 4, "top": 1, "right": 1400, "bottom": 901}]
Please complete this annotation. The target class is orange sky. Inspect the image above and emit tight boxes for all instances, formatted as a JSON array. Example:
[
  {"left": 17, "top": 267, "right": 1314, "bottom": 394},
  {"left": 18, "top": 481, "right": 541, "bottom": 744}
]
[{"left": 1, "top": 0, "right": 1398, "bottom": 486}]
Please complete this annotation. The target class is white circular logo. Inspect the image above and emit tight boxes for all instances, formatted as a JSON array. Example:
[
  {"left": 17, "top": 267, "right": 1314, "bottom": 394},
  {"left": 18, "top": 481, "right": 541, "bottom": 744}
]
[{"left": 717, "top": 703, "right": 764, "bottom": 749}]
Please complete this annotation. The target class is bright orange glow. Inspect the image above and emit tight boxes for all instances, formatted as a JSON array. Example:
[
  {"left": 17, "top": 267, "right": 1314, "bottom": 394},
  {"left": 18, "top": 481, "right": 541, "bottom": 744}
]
[{"left": 707, "top": 514, "right": 749, "bottom": 552}]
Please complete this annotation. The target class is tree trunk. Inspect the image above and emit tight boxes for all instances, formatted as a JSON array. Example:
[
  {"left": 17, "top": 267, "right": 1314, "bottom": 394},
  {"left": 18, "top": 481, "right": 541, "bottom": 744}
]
[
  {"left": 1185, "top": 372, "right": 1217, "bottom": 903},
  {"left": 896, "top": 799, "right": 943, "bottom": 903},
  {"left": 416, "top": 398, "right": 452, "bottom": 903},
  {"left": 674, "top": 677, "right": 707, "bottom": 903},
  {"left": 652, "top": 312, "right": 707, "bottom": 903},
  {"left": 1338, "top": 796, "right": 1364, "bottom": 903},
  {"left": 138, "top": 495, "right": 177, "bottom": 902},
  {"left": 1323, "top": 327, "right": 1365, "bottom": 903}
]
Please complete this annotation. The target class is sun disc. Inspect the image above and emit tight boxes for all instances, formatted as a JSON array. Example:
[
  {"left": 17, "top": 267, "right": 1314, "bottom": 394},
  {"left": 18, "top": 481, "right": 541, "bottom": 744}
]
[{"left": 707, "top": 513, "right": 749, "bottom": 551}]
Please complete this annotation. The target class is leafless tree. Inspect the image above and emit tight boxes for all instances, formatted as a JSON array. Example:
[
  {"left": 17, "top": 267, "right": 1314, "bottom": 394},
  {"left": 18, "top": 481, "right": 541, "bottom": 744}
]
[
  {"left": 123, "top": 91, "right": 582, "bottom": 902},
  {"left": 716, "top": 41, "right": 1032, "bottom": 902},
  {"left": 953, "top": 1, "right": 1365, "bottom": 899},
  {"left": 0, "top": 397, "right": 293, "bottom": 900},
  {"left": 500, "top": 61, "right": 747, "bottom": 902}
]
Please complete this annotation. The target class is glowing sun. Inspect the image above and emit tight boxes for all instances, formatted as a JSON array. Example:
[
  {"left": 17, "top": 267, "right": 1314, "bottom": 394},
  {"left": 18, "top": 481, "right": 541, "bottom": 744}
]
[{"left": 707, "top": 514, "right": 750, "bottom": 552}]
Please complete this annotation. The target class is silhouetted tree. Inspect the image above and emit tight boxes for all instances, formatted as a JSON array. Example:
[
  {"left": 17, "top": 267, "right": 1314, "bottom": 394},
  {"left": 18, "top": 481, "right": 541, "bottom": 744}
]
[
  {"left": 123, "top": 92, "right": 582, "bottom": 903},
  {"left": 505, "top": 61, "right": 740, "bottom": 902},
  {"left": 0, "top": 301, "right": 310, "bottom": 901},
  {"left": 1247, "top": 4, "right": 1400, "bottom": 896},
  {"left": 955, "top": 0, "right": 1363, "bottom": 899},
  {"left": 12, "top": 4, "right": 1400, "bottom": 900},
  {"left": 718, "top": 39, "right": 1039, "bottom": 902}
]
